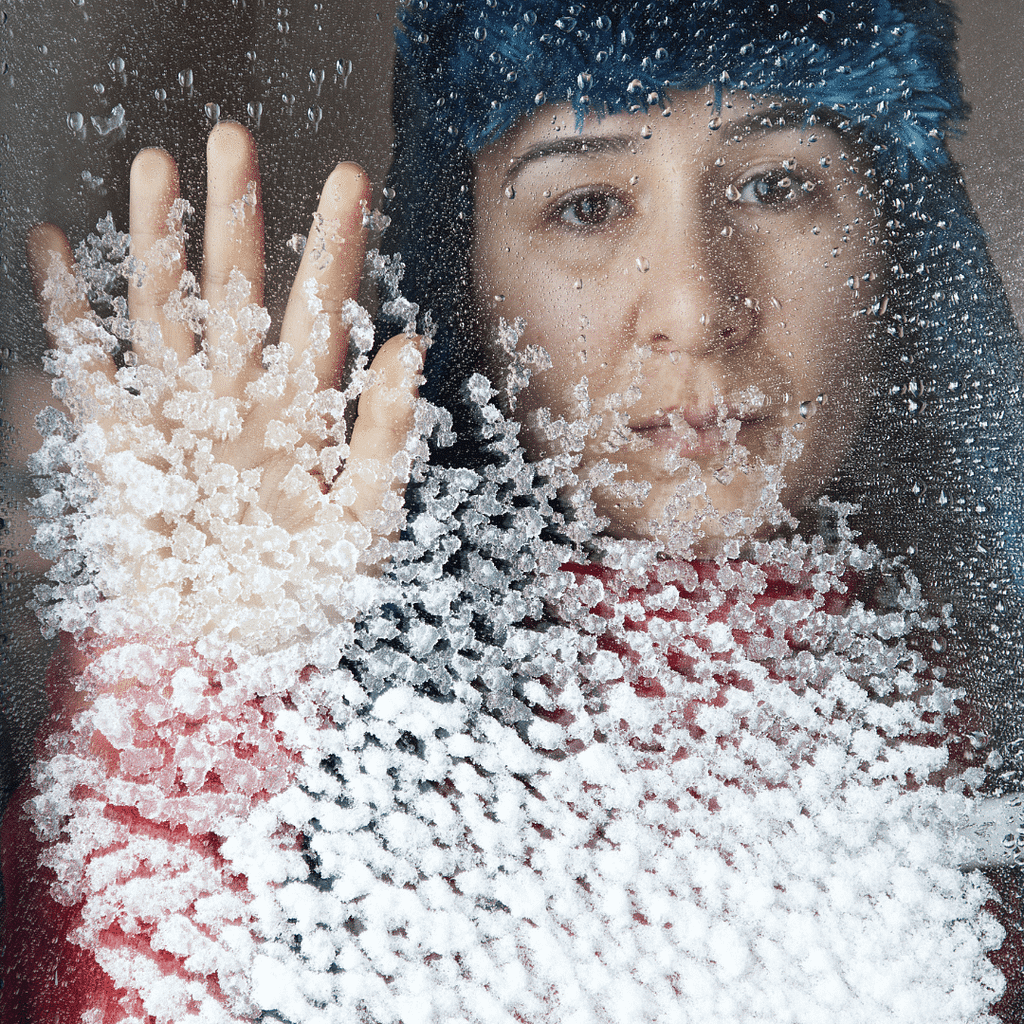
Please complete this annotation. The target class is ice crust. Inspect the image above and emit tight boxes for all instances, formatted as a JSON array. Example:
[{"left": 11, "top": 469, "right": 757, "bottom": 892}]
[
  {"left": 23, "top": 217, "right": 1009, "bottom": 1021},
  {"left": 30, "top": 216, "right": 426, "bottom": 651}
]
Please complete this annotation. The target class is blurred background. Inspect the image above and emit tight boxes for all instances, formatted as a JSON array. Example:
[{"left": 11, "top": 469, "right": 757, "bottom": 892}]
[{"left": 0, "top": 0, "right": 1022, "bottom": 793}]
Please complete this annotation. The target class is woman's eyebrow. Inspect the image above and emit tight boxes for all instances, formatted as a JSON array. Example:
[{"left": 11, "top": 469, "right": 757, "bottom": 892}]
[
  {"left": 502, "top": 135, "right": 636, "bottom": 186},
  {"left": 729, "top": 103, "right": 823, "bottom": 138}
]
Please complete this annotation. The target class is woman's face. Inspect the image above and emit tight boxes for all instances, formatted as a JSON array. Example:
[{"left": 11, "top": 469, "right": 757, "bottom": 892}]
[{"left": 471, "top": 89, "right": 885, "bottom": 555}]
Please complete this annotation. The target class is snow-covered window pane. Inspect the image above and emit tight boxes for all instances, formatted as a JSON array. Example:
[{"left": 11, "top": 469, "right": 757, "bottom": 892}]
[{"left": 1, "top": 2, "right": 1022, "bottom": 1021}]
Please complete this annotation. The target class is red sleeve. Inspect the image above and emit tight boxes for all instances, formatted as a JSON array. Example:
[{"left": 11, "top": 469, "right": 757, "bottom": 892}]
[
  {"left": 1, "top": 779, "right": 123, "bottom": 1022},
  {"left": 1, "top": 637, "right": 125, "bottom": 1022},
  {"left": 0, "top": 634, "right": 303, "bottom": 1023},
  {"left": 987, "top": 864, "right": 1024, "bottom": 1024}
]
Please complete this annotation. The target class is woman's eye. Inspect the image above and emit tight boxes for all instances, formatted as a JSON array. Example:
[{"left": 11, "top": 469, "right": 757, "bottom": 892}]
[
  {"left": 736, "top": 170, "right": 805, "bottom": 208},
  {"left": 554, "top": 190, "right": 628, "bottom": 228}
]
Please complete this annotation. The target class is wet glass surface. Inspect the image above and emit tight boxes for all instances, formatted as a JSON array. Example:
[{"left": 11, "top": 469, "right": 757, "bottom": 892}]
[{"left": 1, "top": 2, "right": 1023, "bottom": 1020}]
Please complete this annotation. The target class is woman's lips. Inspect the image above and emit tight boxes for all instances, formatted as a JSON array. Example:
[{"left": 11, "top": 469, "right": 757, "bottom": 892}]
[{"left": 630, "top": 403, "right": 768, "bottom": 457}]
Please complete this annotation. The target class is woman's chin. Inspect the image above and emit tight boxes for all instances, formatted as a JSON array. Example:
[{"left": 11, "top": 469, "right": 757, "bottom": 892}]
[{"left": 593, "top": 474, "right": 797, "bottom": 559}]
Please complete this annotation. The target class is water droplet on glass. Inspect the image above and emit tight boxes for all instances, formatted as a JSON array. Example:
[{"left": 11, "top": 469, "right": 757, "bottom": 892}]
[
  {"left": 474, "top": 25, "right": 487, "bottom": 40},
  {"left": 247, "top": 100, "right": 263, "bottom": 126},
  {"left": 819, "top": 156, "right": 831, "bottom": 168},
  {"left": 969, "top": 730, "right": 991, "bottom": 750},
  {"left": 66, "top": 111, "right": 85, "bottom": 132},
  {"left": 204, "top": 102, "right": 221, "bottom": 123},
  {"left": 739, "top": 42, "right": 754, "bottom": 55},
  {"left": 246, "top": 49, "right": 257, "bottom": 64},
  {"left": 720, "top": 225, "right": 734, "bottom": 237},
  {"left": 654, "top": 46, "right": 668, "bottom": 61},
  {"left": 523, "top": 9, "right": 537, "bottom": 24},
  {"left": 534, "top": 90, "right": 546, "bottom": 105},
  {"left": 383, "top": 186, "right": 396, "bottom": 200},
  {"left": 595, "top": 13, "right": 610, "bottom": 29},
  {"left": 799, "top": 401, "right": 811, "bottom": 418},
  {"left": 640, "top": 125, "right": 653, "bottom": 139},
  {"left": 708, "top": 115, "right": 722, "bottom": 131},
  {"left": 636, "top": 257, "right": 649, "bottom": 272},
  {"left": 714, "top": 156, "right": 726, "bottom": 167},
  {"left": 627, "top": 78, "right": 643, "bottom": 94},
  {"left": 504, "top": 184, "right": 515, "bottom": 199},
  {"left": 725, "top": 184, "right": 740, "bottom": 202},
  {"left": 154, "top": 87, "right": 167, "bottom": 101},
  {"left": 577, "top": 72, "right": 592, "bottom": 91},
  {"left": 109, "top": 56, "right": 125, "bottom": 74},
  {"left": 178, "top": 68, "right": 193, "bottom": 95},
  {"left": 307, "top": 105, "right": 322, "bottom": 130},
  {"left": 573, "top": 278, "right": 583, "bottom": 289},
  {"left": 493, "top": 294, "right": 505, "bottom": 302},
  {"left": 93, "top": 83, "right": 105, "bottom": 95},
  {"left": 554, "top": 16, "right": 576, "bottom": 31},
  {"left": 811, "top": 225, "right": 821, "bottom": 235},
  {"left": 817, "top": 8, "right": 835, "bottom": 24}
]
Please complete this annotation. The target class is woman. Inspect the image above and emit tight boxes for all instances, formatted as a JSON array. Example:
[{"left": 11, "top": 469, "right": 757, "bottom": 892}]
[{"left": 3, "top": 0, "right": 1022, "bottom": 1020}]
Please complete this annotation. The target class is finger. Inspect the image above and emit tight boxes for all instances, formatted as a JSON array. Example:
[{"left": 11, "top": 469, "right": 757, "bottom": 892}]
[
  {"left": 128, "top": 147, "right": 193, "bottom": 364},
  {"left": 279, "top": 162, "right": 371, "bottom": 388},
  {"left": 26, "top": 223, "right": 119, "bottom": 399},
  {"left": 26, "top": 224, "right": 92, "bottom": 336},
  {"left": 335, "top": 333, "right": 426, "bottom": 545},
  {"left": 201, "top": 122, "right": 264, "bottom": 352}
]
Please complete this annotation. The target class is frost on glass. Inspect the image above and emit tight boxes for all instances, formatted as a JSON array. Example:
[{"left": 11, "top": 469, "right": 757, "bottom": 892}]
[
  {"left": 16, "top": 208, "right": 1014, "bottom": 1020},
  {"left": 4, "top": 0, "right": 1024, "bottom": 1022}
]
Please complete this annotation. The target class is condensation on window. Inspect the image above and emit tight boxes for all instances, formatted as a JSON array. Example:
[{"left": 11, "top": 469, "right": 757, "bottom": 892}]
[{"left": 1, "top": 2, "right": 1023, "bottom": 1022}]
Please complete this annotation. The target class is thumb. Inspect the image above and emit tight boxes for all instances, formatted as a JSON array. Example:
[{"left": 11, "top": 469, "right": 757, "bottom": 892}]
[{"left": 335, "top": 332, "right": 426, "bottom": 546}]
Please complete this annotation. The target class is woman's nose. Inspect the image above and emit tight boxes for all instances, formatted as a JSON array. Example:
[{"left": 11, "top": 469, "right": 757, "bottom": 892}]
[{"left": 632, "top": 217, "right": 757, "bottom": 359}]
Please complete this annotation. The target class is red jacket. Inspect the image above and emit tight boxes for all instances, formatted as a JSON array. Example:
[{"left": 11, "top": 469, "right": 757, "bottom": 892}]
[{"left": 2, "top": 562, "right": 1021, "bottom": 1021}]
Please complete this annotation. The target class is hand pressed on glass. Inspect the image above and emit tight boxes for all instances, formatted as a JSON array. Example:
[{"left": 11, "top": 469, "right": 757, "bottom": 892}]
[{"left": 25, "top": 122, "right": 425, "bottom": 646}]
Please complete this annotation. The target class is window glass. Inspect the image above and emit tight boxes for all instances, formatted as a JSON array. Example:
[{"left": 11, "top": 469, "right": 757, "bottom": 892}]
[{"left": 1, "top": 2, "right": 1022, "bottom": 1021}]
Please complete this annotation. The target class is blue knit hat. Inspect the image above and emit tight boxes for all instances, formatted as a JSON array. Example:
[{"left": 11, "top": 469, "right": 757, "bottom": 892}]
[{"left": 381, "top": 0, "right": 1024, "bottom": 779}]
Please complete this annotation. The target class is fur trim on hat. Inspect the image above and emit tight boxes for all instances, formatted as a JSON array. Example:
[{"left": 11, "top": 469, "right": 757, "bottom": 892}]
[{"left": 396, "top": 0, "right": 964, "bottom": 177}]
